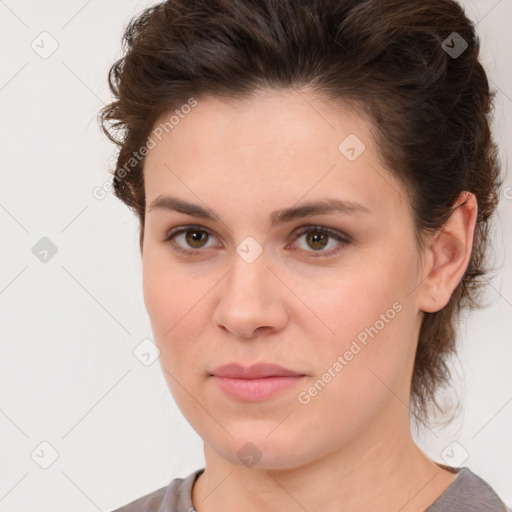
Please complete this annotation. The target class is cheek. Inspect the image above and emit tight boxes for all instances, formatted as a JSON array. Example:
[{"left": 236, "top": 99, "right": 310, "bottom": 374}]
[
  {"left": 305, "top": 262, "right": 402, "bottom": 337},
  {"left": 144, "top": 291, "right": 215, "bottom": 434},
  {"left": 142, "top": 265, "right": 208, "bottom": 412},
  {"left": 295, "top": 302, "right": 411, "bottom": 444},
  {"left": 142, "top": 254, "right": 213, "bottom": 375},
  {"left": 306, "top": 261, "right": 413, "bottom": 396},
  {"left": 143, "top": 255, "right": 192, "bottom": 347}
]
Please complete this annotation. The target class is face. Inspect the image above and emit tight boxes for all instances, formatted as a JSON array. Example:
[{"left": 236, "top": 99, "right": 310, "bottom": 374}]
[{"left": 142, "top": 90, "right": 426, "bottom": 469}]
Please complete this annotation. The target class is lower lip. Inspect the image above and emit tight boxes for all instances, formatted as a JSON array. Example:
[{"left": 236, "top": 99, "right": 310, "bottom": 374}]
[{"left": 212, "top": 375, "right": 305, "bottom": 401}]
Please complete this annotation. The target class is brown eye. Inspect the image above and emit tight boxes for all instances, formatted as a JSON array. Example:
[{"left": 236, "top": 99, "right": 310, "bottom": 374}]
[
  {"left": 291, "top": 226, "right": 352, "bottom": 258},
  {"left": 305, "top": 231, "right": 329, "bottom": 251},
  {"left": 163, "top": 225, "right": 217, "bottom": 253},
  {"left": 184, "top": 230, "right": 209, "bottom": 248}
]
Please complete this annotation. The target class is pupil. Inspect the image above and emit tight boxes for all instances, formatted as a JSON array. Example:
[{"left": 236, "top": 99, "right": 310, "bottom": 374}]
[
  {"left": 183, "top": 230, "right": 329, "bottom": 251},
  {"left": 308, "top": 231, "right": 327, "bottom": 250},
  {"left": 187, "top": 230, "right": 207, "bottom": 247}
]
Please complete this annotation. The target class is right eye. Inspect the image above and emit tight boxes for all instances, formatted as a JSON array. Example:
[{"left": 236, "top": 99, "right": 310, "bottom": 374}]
[{"left": 163, "top": 225, "right": 220, "bottom": 254}]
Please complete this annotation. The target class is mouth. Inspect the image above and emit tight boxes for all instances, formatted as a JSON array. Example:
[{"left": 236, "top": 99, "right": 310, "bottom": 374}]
[
  {"left": 211, "top": 374, "right": 305, "bottom": 401},
  {"left": 210, "top": 362, "right": 306, "bottom": 401}
]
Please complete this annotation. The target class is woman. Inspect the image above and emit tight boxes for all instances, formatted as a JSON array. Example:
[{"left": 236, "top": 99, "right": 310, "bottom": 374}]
[{"left": 100, "top": 0, "right": 510, "bottom": 510}]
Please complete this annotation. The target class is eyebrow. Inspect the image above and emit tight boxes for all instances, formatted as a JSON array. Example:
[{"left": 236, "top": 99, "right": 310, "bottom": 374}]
[{"left": 148, "top": 195, "right": 372, "bottom": 227}]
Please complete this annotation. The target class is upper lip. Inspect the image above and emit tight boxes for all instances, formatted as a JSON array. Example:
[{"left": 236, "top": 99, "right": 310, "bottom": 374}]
[{"left": 211, "top": 362, "right": 304, "bottom": 379}]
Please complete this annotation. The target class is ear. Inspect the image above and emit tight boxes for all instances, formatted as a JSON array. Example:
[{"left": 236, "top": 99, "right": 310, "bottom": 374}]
[{"left": 417, "top": 191, "right": 478, "bottom": 313}]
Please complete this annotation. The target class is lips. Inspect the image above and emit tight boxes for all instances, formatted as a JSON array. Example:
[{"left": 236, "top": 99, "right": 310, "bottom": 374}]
[
  {"left": 211, "top": 362, "right": 304, "bottom": 379},
  {"left": 210, "top": 362, "right": 306, "bottom": 401}
]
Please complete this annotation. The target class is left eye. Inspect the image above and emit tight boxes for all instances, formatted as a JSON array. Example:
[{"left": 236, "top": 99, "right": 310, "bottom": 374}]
[
  {"left": 290, "top": 226, "right": 351, "bottom": 257},
  {"left": 163, "top": 225, "right": 351, "bottom": 257}
]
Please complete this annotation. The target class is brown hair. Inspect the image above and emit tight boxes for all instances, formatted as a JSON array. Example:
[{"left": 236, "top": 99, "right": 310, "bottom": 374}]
[{"left": 98, "top": 0, "right": 502, "bottom": 423}]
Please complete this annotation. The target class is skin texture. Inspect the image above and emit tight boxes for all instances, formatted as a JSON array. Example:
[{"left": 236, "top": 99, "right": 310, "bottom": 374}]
[{"left": 141, "top": 89, "right": 477, "bottom": 512}]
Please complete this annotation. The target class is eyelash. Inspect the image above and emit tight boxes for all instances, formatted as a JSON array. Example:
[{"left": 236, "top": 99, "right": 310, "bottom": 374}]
[{"left": 162, "top": 224, "right": 352, "bottom": 258}]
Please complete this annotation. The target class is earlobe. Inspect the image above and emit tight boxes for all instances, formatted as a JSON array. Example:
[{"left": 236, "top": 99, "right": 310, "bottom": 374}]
[{"left": 418, "top": 192, "right": 478, "bottom": 313}]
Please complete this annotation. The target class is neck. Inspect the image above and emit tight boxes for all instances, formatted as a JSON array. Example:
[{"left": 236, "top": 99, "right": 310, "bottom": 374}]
[{"left": 192, "top": 400, "right": 457, "bottom": 512}]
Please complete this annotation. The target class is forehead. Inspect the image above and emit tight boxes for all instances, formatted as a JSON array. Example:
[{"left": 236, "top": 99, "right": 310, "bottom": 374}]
[
  {"left": 143, "top": 90, "right": 410, "bottom": 221},
  {"left": 146, "top": 89, "right": 371, "bottom": 161}
]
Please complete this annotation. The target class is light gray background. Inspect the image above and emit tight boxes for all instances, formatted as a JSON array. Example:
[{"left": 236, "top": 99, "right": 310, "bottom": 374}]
[{"left": 1, "top": 1, "right": 511, "bottom": 510}]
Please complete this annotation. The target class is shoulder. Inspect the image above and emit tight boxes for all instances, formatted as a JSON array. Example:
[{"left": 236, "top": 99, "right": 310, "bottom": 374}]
[
  {"left": 110, "top": 468, "right": 204, "bottom": 512},
  {"left": 426, "top": 467, "right": 511, "bottom": 512}
]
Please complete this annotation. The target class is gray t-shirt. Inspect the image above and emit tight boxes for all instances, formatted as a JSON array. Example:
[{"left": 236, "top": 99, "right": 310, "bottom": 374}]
[{"left": 111, "top": 466, "right": 511, "bottom": 512}]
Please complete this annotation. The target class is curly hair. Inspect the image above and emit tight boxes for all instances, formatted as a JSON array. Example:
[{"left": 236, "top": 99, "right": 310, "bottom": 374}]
[{"left": 98, "top": 0, "right": 503, "bottom": 423}]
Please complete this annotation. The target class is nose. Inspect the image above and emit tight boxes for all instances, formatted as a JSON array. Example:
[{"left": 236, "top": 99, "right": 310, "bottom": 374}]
[{"left": 213, "top": 250, "right": 289, "bottom": 339}]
